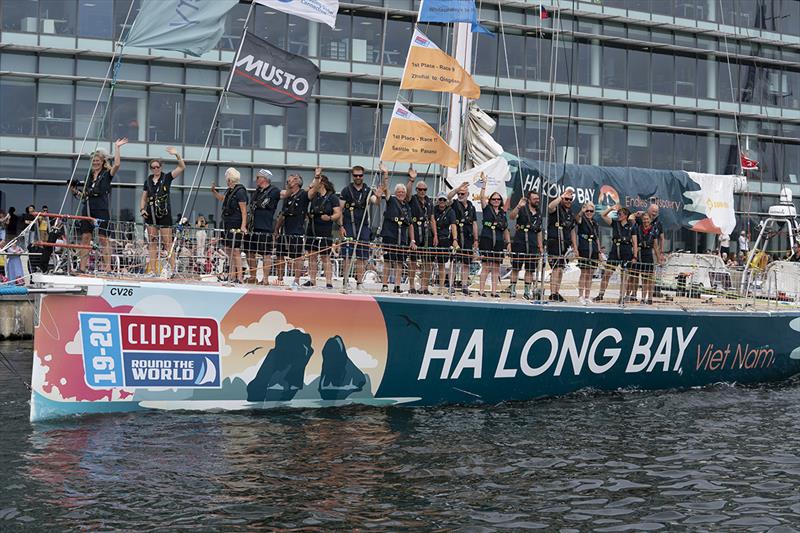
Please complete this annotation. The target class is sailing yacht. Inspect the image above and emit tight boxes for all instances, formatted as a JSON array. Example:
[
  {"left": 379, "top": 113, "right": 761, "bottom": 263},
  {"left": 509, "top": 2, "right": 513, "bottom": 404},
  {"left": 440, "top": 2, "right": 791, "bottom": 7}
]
[{"left": 4, "top": 1, "right": 799, "bottom": 422}]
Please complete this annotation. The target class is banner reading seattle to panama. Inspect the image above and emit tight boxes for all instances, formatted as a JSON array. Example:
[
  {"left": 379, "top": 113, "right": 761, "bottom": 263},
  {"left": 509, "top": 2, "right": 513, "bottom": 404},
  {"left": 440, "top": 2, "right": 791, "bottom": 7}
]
[{"left": 380, "top": 102, "right": 460, "bottom": 168}]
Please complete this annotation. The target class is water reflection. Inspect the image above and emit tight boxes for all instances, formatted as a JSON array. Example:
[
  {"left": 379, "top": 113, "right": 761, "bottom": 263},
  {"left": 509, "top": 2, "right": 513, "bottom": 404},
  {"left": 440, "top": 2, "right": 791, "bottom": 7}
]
[{"left": 4, "top": 341, "right": 800, "bottom": 531}]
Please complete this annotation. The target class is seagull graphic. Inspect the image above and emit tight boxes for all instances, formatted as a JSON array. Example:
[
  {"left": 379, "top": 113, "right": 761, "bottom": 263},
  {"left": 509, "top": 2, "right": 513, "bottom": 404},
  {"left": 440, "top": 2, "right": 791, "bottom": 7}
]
[
  {"left": 399, "top": 314, "right": 421, "bottom": 332},
  {"left": 243, "top": 346, "right": 263, "bottom": 358}
]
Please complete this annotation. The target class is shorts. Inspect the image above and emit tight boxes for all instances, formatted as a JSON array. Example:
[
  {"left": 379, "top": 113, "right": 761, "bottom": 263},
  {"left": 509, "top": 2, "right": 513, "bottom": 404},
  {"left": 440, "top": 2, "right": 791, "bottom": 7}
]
[
  {"left": 80, "top": 210, "right": 111, "bottom": 237},
  {"left": 245, "top": 231, "right": 272, "bottom": 254},
  {"left": 277, "top": 234, "right": 305, "bottom": 259},
  {"left": 342, "top": 224, "right": 372, "bottom": 260},
  {"left": 305, "top": 235, "right": 333, "bottom": 255},
  {"left": 221, "top": 227, "right": 246, "bottom": 249},
  {"left": 146, "top": 213, "right": 172, "bottom": 228},
  {"left": 577, "top": 251, "right": 599, "bottom": 270},
  {"left": 433, "top": 242, "right": 453, "bottom": 264},
  {"left": 634, "top": 260, "right": 654, "bottom": 274},
  {"left": 454, "top": 246, "right": 474, "bottom": 265},
  {"left": 479, "top": 235, "right": 505, "bottom": 263},
  {"left": 547, "top": 240, "right": 568, "bottom": 269},
  {"left": 382, "top": 235, "right": 409, "bottom": 263},
  {"left": 511, "top": 241, "right": 540, "bottom": 270},
  {"left": 605, "top": 257, "right": 632, "bottom": 270}
]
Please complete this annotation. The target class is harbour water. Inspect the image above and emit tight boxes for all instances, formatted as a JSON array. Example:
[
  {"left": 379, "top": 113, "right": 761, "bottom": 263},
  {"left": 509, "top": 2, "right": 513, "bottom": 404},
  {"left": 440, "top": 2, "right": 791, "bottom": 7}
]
[{"left": 3, "top": 339, "right": 800, "bottom": 531}]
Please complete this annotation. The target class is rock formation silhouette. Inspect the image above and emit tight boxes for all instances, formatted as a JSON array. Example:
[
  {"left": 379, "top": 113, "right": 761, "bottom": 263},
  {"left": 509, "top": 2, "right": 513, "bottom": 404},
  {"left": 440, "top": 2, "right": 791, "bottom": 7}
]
[{"left": 247, "top": 330, "right": 313, "bottom": 402}]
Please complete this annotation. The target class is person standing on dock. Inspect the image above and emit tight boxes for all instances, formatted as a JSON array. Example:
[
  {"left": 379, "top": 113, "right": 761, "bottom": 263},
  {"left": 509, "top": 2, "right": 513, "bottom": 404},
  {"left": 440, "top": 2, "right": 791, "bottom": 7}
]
[
  {"left": 211, "top": 168, "right": 248, "bottom": 283},
  {"left": 573, "top": 202, "right": 600, "bottom": 305},
  {"left": 406, "top": 167, "right": 435, "bottom": 295},
  {"left": 509, "top": 190, "right": 543, "bottom": 300},
  {"left": 448, "top": 182, "right": 479, "bottom": 296},
  {"left": 547, "top": 189, "right": 575, "bottom": 302},
  {"left": 140, "top": 146, "right": 185, "bottom": 275},
  {"left": 596, "top": 205, "right": 637, "bottom": 303},
  {"left": 72, "top": 138, "right": 127, "bottom": 273},
  {"left": 245, "top": 169, "right": 280, "bottom": 284},
  {"left": 339, "top": 164, "right": 385, "bottom": 290}
]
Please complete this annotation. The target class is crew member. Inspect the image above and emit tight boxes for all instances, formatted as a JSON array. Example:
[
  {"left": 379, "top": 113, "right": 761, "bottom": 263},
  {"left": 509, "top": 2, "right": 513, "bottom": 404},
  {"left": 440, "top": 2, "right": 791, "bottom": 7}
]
[
  {"left": 788, "top": 241, "right": 800, "bottom": 262},
  {"left": 406, "top": 167, "right": 435, "bottom": 295},
  {"left": 635, "top": 212, "right": 661, "bottom": 304},
  {"left": 140, "top": 146, "right": 185, "bottom": 275},
  {"left": 509, "top": 190, "right": 543, "bottom": 300},
  {"left": 448, "top": 181, "right": 479, "bottom": 296},
  {"left": 433, "top": 191, "right": 457, "bottom": 295},
  {"left": 647, "top": 203, "right": 665, "bottom": 261},
  {"left": 246, "top": 169, "right": 280, "bottom": 284},
  {"left": 274, "top": 174, "right": 312, "bottom": 289},
  {"left": 596, "top": 205, "right": 637, "bottom": 303},
  {"left": 478, "top": 180, "right": 510, "bottom": 298},
  {"left": 380, "top": 181, "right": 414, "bottom": 293},
  {"left": 573, "top": 201, "right": 600, "bottom": 304},
  {"left": 72, "top": 138, "right": 128, "bottom": 272},
  {"left": 211, "top": 167, "right": 248, "bottom": 283},
  {"left": 339, "top": 164, "right": 386, "bottom": 290},
  {"left": 305, "top": 168, "right": 341, "bottom": 288},
  {"left": 546, "top": 189, "right": 575, "bottom": 302}
]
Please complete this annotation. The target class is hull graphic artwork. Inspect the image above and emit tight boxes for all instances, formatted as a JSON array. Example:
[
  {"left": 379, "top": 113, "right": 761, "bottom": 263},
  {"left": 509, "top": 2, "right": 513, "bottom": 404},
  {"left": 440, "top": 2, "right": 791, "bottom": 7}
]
[{"left": 30, "top": 280, "right": 800, "bottom": 422}]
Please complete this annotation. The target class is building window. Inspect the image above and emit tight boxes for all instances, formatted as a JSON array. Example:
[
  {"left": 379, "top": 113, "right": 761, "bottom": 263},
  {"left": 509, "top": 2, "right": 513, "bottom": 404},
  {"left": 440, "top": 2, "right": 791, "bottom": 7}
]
[
  {"left": 1, "top": 0, "right": 39, "bottom": 32},
  {"left": 185, "top": 92, "right": 218, "bottom": 146},
  {"left": 601, "top": 125, "right": 625, "bottom": 167},
  {"left": 474, "top": 30, "right": 498, "bottom": 77},
  {"left": 651, "top": 51, "right": 674, "bottom": 96},
  {"left": 383, "top": 18, "right": 413, "bottom": 68},
  {"left": 78, "top": 0, "right": 113, "bottom": 39},
  {"left": 674, "top": 54, "right": 696, "bottom": 98},
  {"left": 39, "top": 0, "right": 76, "bottom": 36},
  {"left": 254, "top": 102, "right": 285, "bottom": 150},
  {"left": 602, "top": 44, "right": 626, "bottom": 89},
  {"left": 352, "top": 14, "right": 383, "bottom": 64},
  {"left": 219, "top": 3, "right": 250, "bottom": 51},
  {"left": 148, "top": 90, "right": 183, "bottom": 144},
  {"left": 0, "top": 78, "right": 35, "bottom": 136},
  {"left": 112, "top": 87, "right": 147, "bottom": 142},
  {"left": 320, "top": 12, "right": 350, "bottom": 60},
  {"left": 651, "top": 131, "right": 674, "bottom": 169},
  {"left": 217, "top": 96, "right": 252, "bottom": 148},
  {"left": 114, "top": 0, "right": 139, "bottom": 40},
  {"left": 627, "top": 48, "right": 650, "bottom": 93},
  {"left": 37, "top": 82, "right": 74, "bottom": 138},
  {"left": 627, "top": 128, "right": 650, "bottom": 168},
  {"left": 75, "top": 83, "right": 110, "bottom": 140},
  {"left": 350, "top": 105, "right": 377, "bottom": 155},
  {"left": 319, "top": 101, "right": 348, "bottom": 153},
  {"left": 287, "top": 103, "right": 316, "bottom": 152}
]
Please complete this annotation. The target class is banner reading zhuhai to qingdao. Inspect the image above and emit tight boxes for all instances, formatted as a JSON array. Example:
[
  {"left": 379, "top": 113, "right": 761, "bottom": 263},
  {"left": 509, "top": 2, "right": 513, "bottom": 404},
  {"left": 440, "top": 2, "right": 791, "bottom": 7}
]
[
  {"left": 401, "top": 28, "right": 480, "bottom": 99},
  {"left": 380, "top": 102, "right": 460, "bottom": 168}
]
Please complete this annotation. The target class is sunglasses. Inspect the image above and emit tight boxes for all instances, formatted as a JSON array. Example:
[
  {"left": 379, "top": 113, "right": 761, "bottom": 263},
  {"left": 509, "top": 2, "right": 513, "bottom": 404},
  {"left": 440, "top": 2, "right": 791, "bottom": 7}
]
[
  {"left": 417, "top": 188, "right": 427, "bottom": 191},
  {"left": 458, "top": 192, "right": 466, "bottom": 196},
  {"left": 490, "top": 197, "right": 501, "bottom": 201},
  {"left": 563, "top": 198, "right": 573, "bottom": 202},
  {"left": 352, "top": 173, "right": 364, "bottom": 177},
  {"left": 151, "top": 165, "right": 160, "bottom": 169},
  {"left": 438, "top": 198, "right": 447, "bottom": 202},
  {"left": 585, "top": 210, "right": 594, "bottom": 213}
]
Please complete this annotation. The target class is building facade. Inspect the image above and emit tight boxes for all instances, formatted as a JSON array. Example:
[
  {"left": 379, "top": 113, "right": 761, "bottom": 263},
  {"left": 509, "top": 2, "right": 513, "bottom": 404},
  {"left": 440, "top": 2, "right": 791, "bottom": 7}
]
[{"left": 1, "top": 0, "right": 799, "bottom": 251}]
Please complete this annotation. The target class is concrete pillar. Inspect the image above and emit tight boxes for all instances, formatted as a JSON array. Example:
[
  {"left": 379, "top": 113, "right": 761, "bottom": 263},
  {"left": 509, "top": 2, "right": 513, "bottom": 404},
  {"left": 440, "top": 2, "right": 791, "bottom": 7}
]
[
  {"left": 591, "top": 132, "right": 600, "bottom": 165},
  {"left": 591, "top": 39, "right": 601, "bottom": 87},
  {"left": 705, "top": 133, "right": 716, "bottom": 173},
  {"left": 706, "top": 54, "right": 716, "bottom": 99}
]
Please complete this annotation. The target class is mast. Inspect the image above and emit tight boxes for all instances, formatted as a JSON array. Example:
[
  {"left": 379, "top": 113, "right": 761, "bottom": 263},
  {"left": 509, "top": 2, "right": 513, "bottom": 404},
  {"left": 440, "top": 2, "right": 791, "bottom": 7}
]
[{"left": 446, "top": 22, "right": 473, "bottom": 179}]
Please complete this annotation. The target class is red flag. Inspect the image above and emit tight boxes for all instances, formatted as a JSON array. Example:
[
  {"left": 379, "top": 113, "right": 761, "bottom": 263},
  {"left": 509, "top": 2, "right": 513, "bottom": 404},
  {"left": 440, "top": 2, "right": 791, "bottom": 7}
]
[
  {"left": 540, "top": 5, "right": 550, "bottom": 19},
  {"left": 740, "top": 152, "right": 759, "bottom": 171}
]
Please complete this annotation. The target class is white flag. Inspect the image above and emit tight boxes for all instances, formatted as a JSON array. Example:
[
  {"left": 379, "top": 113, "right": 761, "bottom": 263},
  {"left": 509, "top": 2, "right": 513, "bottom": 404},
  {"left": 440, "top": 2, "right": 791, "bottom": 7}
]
[{"left": 253, "top": 0, "right": 338, "bottom": 29}]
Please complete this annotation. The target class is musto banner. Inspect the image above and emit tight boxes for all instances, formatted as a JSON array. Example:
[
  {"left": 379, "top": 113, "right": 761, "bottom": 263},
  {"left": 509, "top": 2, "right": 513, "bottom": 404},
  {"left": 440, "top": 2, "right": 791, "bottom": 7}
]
[{"left": 509, "top": 159, "right": 737, "bottom": 234}]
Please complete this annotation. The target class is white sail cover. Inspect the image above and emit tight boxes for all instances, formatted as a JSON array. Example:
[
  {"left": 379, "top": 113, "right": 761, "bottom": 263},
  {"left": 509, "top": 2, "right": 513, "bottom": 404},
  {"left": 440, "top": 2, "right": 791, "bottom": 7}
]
[
  {"left": 684, "top": 172, "right": 737, "bottom": 235},
  {"left": 445, "top": 156, "right": 511, "bottom": 208},
  {"left": 465, "top": 104, "right": 504, "bottom": 166}
]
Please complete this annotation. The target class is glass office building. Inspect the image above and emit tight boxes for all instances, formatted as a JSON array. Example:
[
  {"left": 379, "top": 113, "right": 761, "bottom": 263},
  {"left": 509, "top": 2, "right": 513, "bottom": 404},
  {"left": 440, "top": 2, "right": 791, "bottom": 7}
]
[{"left": 1, "top": 0, "right": 799, "bottom": 250}]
